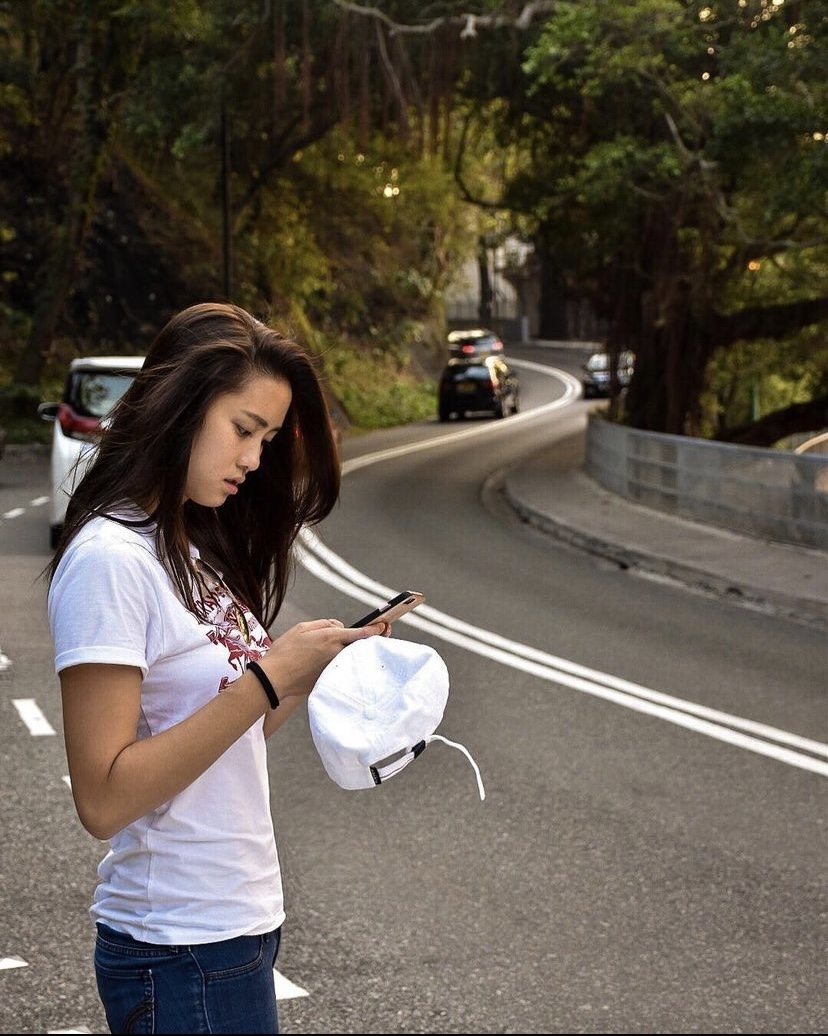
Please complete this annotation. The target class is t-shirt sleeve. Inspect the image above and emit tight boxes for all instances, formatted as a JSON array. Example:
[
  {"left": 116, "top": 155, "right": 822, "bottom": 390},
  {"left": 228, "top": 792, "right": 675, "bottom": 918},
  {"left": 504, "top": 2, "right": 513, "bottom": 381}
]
[{"left": 48, "top": 533, "right": 163, "bottom": 676}]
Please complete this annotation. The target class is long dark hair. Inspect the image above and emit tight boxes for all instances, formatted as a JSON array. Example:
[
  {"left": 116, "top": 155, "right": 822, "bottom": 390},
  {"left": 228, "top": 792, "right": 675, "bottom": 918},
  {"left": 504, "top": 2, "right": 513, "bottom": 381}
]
[{"left": 46, "top": 302, "right": 341, "bottom": 628}]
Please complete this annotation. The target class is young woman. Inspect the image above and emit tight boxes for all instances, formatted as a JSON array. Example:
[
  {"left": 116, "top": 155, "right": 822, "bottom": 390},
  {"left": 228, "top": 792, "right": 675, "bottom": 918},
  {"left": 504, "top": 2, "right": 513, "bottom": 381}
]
[{"left": 45, "top": 302, "right": 389, "bottom": 1034}]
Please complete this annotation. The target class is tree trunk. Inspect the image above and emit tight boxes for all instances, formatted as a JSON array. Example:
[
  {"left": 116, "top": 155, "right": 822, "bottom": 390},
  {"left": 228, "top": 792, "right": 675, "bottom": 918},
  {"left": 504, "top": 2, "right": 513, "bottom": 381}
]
[
  {"left": 536, "top": 248, "right": 568, "bottom": 340},
  {"left": 718, "top": 395, "right": 828, "bottom": 447},
  {"left": 477, "top": 241, "right": 492, "bottom": 326},
  {"left": 14, "top": 8, "right": 111, "bottom": 385},
  {"left": 15, "top": 226, "right": 82, "bottom": 385}
]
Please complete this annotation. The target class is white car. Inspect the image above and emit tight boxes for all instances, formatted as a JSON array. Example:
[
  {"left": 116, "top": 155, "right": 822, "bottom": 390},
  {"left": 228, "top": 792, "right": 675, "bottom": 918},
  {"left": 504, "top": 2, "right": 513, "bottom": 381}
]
[{"left": 38, "top": 355, "right": 145, "bottom": 548}]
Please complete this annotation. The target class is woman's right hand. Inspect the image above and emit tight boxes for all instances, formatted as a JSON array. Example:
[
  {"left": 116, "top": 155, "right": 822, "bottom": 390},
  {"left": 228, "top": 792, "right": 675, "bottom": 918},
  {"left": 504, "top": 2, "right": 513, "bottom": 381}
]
[
  {"left": 60, "top": 618, "right": 390, "bottom": 838},
  {"left": 259, "top": 617, "right": 389, "bottom": 703}
]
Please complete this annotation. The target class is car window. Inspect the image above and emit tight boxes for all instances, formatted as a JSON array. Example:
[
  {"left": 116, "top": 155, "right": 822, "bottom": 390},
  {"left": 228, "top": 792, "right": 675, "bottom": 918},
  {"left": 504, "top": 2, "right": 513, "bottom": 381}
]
[
  {"left": 447, "top": 329, "right": 503, "bottom": 355},
  {"left": 70, "top": 371, "right": 136, "bottom": 418},
  {"left": 586, "top": 351, "right": 634, "bottom": 372},
  {"left": 458, "top": 334, "right": 495, "bottom": 349},
  {"left": 586, "top": 353, "right": 610, "bottom": 372},
  {"left": 446, "top": 364, "right": 490, "bottom": 382}
]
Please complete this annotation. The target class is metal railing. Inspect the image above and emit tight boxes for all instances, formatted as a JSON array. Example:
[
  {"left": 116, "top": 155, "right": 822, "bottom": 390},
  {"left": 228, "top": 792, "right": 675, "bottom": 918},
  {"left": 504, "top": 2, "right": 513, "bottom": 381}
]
[{"left": 586, "top": 414, "right": 828, "bottom": 551}]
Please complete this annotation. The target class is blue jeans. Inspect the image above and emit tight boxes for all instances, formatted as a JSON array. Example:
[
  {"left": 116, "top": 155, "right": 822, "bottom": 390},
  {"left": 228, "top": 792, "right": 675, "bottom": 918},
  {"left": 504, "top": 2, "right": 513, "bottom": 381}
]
[{"left": 94, "top": 923, "right": 282, "bottom": 1034}]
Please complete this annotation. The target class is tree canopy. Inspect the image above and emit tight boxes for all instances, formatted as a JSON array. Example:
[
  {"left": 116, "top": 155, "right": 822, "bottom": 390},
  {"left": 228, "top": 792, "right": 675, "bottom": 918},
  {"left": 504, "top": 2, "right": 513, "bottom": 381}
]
[
  {"left": 517, "top": 0, "right": 828, "bottom": 439},
  {"left": 1, "top": 0, "right": 826, "bottom": 445}
]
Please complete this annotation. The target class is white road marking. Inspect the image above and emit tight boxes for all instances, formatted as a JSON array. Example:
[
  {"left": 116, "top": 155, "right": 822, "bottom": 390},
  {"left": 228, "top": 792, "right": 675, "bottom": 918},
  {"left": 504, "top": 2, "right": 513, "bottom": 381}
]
[
  {"left": 12, "top": 698, "right": 56, "bottom": 736},
  {"left": 0, "top": 497, "right": 48, "bottom": 524},
  {"left": 299, "top": 529, "right": 828, "bottom": 777},
  {"left": 344, "top": 364, "right": 581, "bottom": 476},
  {"left": 274, "top": 968, "right": 309, "bottom": 999},
  {"left": 5, "top": 364, "right": 822, "bottom": 1036},
  {"left": 296, "top": 366, "right": 828, "bottom": 779}
]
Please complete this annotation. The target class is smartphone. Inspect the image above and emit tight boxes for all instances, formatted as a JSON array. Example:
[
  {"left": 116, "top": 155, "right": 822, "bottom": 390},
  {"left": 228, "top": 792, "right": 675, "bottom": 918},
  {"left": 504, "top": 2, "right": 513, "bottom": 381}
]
[{"left": 348, "top": 590, "right": 425, "bottom": 628}]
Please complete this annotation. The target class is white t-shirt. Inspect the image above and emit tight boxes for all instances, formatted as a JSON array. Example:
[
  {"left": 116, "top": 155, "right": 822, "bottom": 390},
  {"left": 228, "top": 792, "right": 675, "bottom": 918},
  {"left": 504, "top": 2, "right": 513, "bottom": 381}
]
[{"left": 48, "top": 511, "right": 285, "bottom": 945}]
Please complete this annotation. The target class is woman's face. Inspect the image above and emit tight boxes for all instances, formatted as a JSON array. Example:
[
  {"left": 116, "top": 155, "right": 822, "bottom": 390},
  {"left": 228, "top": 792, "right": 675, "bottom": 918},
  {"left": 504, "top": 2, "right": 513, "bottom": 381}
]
[{"left": 185, "top": 374, "right": 292, "bottom": 507}]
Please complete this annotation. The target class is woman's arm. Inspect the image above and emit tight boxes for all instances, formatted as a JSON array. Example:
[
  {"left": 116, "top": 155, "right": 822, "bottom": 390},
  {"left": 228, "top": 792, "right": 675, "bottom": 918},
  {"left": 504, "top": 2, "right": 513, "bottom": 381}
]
[
  {"left": 61, "top": 618, "right": 387, "bottom": 840},
  {"left": 61, "top": 661, "right": 272, "bottom": 840}
]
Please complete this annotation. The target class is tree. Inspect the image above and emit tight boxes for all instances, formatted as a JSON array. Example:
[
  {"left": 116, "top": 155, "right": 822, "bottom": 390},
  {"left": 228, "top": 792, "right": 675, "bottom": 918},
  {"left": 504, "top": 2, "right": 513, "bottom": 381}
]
[
  {"left": 514, "top": 0, "right": 828, "bottom": 440},
  {"left": 1, "top": 0, "right": 220, "bottom": 384},
  {"left": 1, "top": 0, "right": 486, "bottom": 383},
  {"left": 338, "top": 0, "right": 828, "bottom": 443},
  {"left": 6, "top": 0, "right": 827, "bottom": 449}
]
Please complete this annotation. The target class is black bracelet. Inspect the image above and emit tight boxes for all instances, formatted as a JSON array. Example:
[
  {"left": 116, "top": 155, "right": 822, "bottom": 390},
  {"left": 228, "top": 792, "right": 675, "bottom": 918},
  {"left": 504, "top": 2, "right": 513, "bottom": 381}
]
[{"left": 247, "top": 660, "right": 280, "bottom": 710}]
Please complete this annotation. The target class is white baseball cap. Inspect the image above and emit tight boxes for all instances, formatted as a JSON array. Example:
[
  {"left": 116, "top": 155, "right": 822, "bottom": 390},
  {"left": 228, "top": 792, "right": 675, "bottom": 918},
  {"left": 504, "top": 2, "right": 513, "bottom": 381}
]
[{"left": 308, "top": 637, "right": 485, "bottom": 800}]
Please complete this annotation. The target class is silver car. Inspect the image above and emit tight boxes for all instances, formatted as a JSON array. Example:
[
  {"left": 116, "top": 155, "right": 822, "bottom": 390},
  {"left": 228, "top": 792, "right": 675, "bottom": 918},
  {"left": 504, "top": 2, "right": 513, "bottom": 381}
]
[{"left": 582, "top": 349, "right": 635, "bottom": 399}]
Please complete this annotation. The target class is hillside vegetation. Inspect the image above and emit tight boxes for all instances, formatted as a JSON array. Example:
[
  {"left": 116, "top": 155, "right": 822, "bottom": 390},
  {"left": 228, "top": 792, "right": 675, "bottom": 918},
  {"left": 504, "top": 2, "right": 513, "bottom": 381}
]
[{"left": 2, "top": 1, "right": 827, "bottom": 446}]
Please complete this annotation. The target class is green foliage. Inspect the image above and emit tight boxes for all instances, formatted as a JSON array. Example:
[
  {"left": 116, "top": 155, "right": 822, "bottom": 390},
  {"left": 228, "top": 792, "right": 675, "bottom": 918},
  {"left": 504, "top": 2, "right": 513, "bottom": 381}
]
[
  {"left": 230, "top": 129, "right": 476, "bottom": 339},
  {"left": 0, "top": 382, "right": 52, "bottom": 443},
  {"left": 0, "top": 304, "right": 31, "bottom": 375},
  {"left": 0, "top": 381, "right": 43, "bottom": 419},
  {"left": 701, "top": 329, "right": 828, "bottom": 438},
  {"left": 3, "top": 0, "right": 828, "bottom": 443},
  {"left": 317, "top": 331, "right": 437, "bottom": 430},
  {"left": 507, "top": 0, "right": 828, "bottom": 434}
]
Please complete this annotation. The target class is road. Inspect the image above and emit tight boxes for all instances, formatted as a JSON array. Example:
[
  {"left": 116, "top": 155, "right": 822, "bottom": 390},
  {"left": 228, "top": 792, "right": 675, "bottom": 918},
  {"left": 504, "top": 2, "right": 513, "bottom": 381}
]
[{"left": 0, "top": 345, "right": 825, "bottom": 1034}]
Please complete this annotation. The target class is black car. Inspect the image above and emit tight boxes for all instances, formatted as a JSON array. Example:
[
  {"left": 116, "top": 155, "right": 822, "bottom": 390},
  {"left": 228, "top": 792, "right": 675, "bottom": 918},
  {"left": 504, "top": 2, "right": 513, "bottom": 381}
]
[
  {"left": 446, "top": 327, "right": 504, "bottom": 360},
  {"left": 438, "top": 356, "right": 520, "bottom": 421}
]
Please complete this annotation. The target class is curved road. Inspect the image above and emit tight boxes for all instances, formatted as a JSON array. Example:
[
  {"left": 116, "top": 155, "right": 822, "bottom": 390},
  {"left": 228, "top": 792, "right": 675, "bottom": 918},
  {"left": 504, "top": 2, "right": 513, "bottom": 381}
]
[{"left": 0, "top": 345, "right": 824, "bottom": 1034}]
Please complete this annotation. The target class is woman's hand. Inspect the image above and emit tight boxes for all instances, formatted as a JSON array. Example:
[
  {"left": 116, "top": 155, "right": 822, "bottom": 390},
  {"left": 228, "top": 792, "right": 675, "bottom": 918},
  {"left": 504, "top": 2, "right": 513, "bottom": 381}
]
[
  {"left": 60, "top": 619, "right": 391, "bottom": 839},
  {"left": 259, "top": 617, "right": 389, "bottom": 704}
]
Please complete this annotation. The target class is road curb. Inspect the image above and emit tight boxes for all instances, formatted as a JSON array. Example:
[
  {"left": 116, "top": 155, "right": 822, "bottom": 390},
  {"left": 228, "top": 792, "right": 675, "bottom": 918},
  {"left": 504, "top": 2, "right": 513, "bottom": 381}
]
[{"left": 501, "top": 475, "right": 828, "bottom": 632}]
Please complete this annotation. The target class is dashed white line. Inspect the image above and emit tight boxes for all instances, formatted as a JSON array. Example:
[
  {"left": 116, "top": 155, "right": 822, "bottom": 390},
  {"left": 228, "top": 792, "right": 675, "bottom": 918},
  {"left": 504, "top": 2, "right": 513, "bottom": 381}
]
[
  {"left": 0, "top": 957, "right": 27, "bottom": 970},
  {"left": 12, "top": 698, "right": 56, "bottom": 736},
  {"left": 274, "top": 969, "right": 310, "bottom": 1000},
  {"left": 0, "top": 494, "right": 49, "bottom": 525}
]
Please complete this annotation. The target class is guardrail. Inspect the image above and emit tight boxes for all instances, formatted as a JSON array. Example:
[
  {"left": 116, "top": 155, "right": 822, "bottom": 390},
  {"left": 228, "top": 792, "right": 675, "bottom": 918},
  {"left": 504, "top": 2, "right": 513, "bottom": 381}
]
[{"left": 586, "top": 414, "right": 828, "bottom": 551}]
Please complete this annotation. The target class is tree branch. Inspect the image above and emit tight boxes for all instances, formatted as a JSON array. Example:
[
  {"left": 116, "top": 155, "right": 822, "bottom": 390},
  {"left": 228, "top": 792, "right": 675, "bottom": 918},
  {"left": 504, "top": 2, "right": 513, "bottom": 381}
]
[
  {"left": 331, "top": 1, "right": 557, "bottom": 37},
  {"left": 717, "top": 395, "right": 828, "bottom": 447},
  {"left": 712, "top": 296, "right": 828, "bottom": 350}
]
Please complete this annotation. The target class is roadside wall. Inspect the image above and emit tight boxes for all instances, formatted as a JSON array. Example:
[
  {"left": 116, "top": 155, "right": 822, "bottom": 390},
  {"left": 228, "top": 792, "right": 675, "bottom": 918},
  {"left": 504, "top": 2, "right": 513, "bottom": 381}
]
[{"left": 586, "top": 414, "right": 828, "bottom": 551}]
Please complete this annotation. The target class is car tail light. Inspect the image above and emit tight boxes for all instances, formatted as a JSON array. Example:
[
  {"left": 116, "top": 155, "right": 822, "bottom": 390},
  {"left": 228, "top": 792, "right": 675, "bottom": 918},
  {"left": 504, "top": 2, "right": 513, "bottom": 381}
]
[
  {"left": 57, "top": 403, "right": 101, "bottom": 442},
  {"left": 460, "top": 344, "right": 476, "bottom": 354}
]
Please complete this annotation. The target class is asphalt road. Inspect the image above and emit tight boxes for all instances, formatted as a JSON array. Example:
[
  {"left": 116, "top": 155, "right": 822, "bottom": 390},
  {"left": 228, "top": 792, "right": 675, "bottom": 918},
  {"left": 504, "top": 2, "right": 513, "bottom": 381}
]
[{"left": 0, "top": 347, "right": 825, "bottom": 1034}]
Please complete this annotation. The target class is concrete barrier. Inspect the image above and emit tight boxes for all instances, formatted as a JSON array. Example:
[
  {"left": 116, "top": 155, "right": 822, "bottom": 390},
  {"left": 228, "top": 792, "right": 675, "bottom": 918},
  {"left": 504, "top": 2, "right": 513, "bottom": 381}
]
[{"left": 586, "top": 413, "right": 828, "bottom": 551}]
